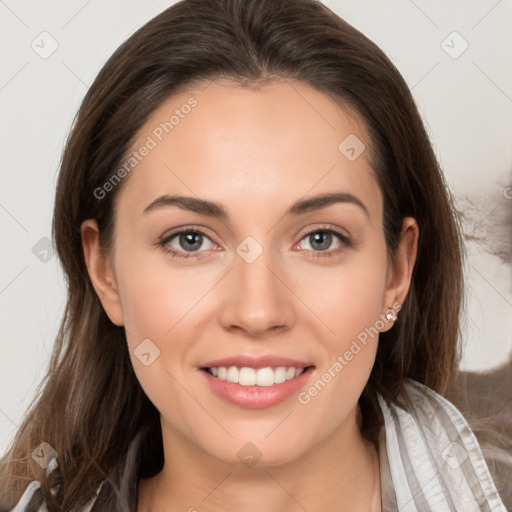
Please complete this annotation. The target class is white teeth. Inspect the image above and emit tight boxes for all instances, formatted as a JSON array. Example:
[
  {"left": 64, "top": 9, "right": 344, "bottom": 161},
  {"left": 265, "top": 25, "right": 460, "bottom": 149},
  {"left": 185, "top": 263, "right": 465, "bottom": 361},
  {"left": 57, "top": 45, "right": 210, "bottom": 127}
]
[
  {"left": 239, "top": 367, "right": 256, "bottom": 386},
  {"left": 274, "top": 366, "right": 287, "bottom": 384},
  {"left": 207, "top": 365, "right": 308, "bottom": 386},
  {"left": 226, "top": 366, "right": 239, "bottom": 383},
  {"left": 255, "top": 367, "right": 274, "bottom": 387}
]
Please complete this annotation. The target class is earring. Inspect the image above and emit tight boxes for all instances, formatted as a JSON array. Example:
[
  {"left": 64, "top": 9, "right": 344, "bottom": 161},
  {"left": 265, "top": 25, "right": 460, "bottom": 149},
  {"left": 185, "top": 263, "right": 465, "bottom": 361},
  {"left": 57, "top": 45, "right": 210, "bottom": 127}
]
[{"left": 385, "top": 307, "right": 398, "bottom": 321}]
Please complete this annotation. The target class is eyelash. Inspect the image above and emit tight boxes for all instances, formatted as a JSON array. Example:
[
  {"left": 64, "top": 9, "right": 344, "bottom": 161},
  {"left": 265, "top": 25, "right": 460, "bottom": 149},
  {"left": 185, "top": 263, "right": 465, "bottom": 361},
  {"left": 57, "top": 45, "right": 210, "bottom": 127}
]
[{"left": 156, "top": 225, "right": 352, "bottom": 261}]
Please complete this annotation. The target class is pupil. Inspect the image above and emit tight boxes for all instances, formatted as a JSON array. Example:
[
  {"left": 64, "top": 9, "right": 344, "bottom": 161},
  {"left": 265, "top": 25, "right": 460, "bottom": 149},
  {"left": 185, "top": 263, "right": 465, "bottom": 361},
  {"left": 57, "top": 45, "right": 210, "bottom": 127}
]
[
  {"left": 181, "top": 232, "right": 202, "bottom": 251},
  {"left": 311, "top": 232, "right": 331, "bottom": 251}
]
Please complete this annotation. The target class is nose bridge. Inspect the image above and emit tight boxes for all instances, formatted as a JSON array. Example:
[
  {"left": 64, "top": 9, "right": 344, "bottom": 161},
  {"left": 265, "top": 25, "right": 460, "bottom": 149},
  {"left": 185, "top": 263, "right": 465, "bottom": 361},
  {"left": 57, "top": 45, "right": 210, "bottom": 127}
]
[{"left": 220, "top": 234, "right": 294, "bottom": 335}]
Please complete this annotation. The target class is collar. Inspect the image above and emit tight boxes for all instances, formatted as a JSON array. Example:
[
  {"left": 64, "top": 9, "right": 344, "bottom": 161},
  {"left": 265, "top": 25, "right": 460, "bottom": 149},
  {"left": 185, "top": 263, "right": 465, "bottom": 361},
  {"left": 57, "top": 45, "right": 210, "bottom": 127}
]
[{"left": 377, "top": 379, "right": 506, "bottom": 511}]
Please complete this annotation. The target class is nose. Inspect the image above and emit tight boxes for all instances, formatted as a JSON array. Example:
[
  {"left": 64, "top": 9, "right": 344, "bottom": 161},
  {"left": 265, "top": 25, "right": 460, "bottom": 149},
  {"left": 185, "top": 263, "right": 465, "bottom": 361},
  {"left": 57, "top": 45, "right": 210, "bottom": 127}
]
[{"left": 218, "top": 241, "right": 296, "bottom": 337}]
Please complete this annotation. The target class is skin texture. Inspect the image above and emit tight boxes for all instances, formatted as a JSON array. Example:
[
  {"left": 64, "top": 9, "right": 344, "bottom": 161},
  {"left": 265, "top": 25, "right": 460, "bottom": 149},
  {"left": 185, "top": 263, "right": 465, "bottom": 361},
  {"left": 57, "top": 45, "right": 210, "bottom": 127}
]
[{"left": 81, "top": 79, "right": 419, "bottom": 512}]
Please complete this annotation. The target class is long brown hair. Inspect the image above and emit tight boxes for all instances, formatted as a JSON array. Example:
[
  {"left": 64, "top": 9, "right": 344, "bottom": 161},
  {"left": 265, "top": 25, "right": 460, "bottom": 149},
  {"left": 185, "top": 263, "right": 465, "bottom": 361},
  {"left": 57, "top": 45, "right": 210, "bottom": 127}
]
[{"left": 0, "top": 0, "right": 465, "bottom": 509}]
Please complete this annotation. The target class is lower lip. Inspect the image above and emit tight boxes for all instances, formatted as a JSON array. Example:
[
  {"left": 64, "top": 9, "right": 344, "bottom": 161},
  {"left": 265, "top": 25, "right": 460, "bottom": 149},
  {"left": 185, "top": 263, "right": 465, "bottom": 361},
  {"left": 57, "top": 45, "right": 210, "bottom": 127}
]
[{"left": 199, "top": 367, "right": 315, "bottom": 409}]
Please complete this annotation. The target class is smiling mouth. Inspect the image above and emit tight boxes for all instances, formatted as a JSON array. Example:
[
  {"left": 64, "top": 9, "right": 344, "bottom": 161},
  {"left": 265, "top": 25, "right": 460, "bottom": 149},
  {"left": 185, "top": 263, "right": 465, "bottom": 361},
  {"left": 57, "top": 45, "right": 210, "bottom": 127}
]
[{"left": 200, "top": 365, "right": 315, "bottom": 387}]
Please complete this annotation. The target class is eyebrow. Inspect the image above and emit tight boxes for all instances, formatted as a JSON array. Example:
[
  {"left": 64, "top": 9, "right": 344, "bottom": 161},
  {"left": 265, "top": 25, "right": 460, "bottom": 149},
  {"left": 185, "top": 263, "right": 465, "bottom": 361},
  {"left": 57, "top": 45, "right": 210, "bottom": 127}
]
[{"left": 142, "top": 192, "right": 370, "bottom": 219}]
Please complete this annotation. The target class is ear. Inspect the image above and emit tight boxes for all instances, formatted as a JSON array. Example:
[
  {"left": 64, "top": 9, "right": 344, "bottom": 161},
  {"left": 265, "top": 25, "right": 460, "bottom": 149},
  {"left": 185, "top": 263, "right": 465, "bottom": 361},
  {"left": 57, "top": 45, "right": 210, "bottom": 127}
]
[
  {"left": 379, "top": 217, "right": 419, "bottom": 333},
  {"left": 81, "top": 219, "right": 124, "bottom": 326}
]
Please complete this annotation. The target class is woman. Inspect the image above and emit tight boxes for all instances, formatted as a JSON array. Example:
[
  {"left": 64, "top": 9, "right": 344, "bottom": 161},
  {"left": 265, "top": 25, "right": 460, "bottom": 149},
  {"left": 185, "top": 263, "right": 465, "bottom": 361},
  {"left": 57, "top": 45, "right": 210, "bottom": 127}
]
[{"left": 0, "top": 0, "right": 506, "bottom": 510}]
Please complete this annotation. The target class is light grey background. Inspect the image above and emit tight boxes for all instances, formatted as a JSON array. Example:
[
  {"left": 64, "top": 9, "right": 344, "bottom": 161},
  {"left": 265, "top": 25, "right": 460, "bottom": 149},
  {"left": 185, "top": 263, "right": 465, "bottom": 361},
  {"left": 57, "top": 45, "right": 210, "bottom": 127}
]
[{"left": 1, "top": 0, "right": 511, "bottom": 456}]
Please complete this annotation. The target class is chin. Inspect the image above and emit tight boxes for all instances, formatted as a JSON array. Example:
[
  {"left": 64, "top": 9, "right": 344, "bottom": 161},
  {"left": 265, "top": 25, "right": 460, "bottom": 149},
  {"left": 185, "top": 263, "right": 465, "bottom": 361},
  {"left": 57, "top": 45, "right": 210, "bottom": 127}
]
[{"left": 203, "top": 435, "right": 311, "bottom": 470}]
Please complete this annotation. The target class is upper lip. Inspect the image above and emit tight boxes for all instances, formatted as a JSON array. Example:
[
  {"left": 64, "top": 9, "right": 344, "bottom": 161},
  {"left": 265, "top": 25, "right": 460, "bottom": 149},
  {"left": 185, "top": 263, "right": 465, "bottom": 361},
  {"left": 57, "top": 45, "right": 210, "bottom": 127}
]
[{"left": 200, "top": 355, "right": 315, "bottom": 369}]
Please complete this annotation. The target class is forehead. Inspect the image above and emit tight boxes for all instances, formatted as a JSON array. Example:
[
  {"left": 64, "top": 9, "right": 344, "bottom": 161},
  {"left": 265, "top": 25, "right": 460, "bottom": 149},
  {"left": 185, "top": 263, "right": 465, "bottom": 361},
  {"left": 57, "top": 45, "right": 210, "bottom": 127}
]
[{"left": 115, "top": 79, "right": 381, "bottom": 223}]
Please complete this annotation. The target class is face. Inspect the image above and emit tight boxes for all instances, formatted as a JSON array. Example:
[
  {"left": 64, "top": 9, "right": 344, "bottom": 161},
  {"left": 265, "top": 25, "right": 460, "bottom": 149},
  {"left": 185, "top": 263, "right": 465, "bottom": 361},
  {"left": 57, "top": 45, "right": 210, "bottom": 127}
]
[{"left": 83, "top": 79, "right": 416, "bottom": 468}]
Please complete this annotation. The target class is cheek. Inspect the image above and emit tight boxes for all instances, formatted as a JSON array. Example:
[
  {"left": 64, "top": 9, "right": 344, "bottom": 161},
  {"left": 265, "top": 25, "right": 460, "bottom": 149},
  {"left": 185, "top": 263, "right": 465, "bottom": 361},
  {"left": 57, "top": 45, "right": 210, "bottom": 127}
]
[
  {"left": 115, "top": 243, "right": 218, "bottom": 344},
  {"left": 115, "top": 259, "right": 208, "bottom": 426},
  {"left": 295, "top": 281, "right": 385, "bottom": 438},
  {"left": 113, "top": 248, "right": 221, "bottom": 400},
  {"left": 330, "top": 265, "right": 387, "bottom": 342},
  {"left": 297, "top": 240, "right": 388, "bottom": 400},
  {"left": 297, "top": 238, "right": 388, "bottom": 344}
]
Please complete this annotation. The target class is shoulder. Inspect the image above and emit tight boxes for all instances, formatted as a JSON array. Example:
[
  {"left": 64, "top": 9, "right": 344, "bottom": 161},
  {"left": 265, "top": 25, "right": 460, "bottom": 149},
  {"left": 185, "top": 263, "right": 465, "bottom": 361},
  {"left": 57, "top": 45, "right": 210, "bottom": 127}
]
[
  {"left": 377, "top": 379, "right": 507, "bottom": 511},
  {"left": 7, "top": 458, "right": 102, "bottom": 512}
]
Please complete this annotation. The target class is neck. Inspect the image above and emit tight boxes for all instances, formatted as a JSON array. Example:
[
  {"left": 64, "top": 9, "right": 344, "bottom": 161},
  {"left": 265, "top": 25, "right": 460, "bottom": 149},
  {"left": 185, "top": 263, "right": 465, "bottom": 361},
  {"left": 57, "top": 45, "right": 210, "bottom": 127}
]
[{"left": 138, "top": 409, "right": 381, "bottom": 512}]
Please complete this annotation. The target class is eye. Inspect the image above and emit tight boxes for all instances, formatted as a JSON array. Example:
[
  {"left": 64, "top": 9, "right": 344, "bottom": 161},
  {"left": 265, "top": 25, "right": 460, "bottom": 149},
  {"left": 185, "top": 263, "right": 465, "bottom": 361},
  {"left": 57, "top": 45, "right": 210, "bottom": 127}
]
[
  {"left": 295, "top": 227, "right": 351, "bottom": 259},
  {"left": 157, "top": 227, "right": 219, "bottom": 260},
  {"left": 156, "top": 225, "right": 352, "bottom": 261}
]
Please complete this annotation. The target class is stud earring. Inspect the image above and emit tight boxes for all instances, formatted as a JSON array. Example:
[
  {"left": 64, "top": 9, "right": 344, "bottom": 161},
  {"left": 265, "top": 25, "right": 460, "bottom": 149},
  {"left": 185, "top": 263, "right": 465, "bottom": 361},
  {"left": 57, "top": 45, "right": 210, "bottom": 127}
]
[{"left": 385, "top": 306, "right": 398, "bottom": 321}]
